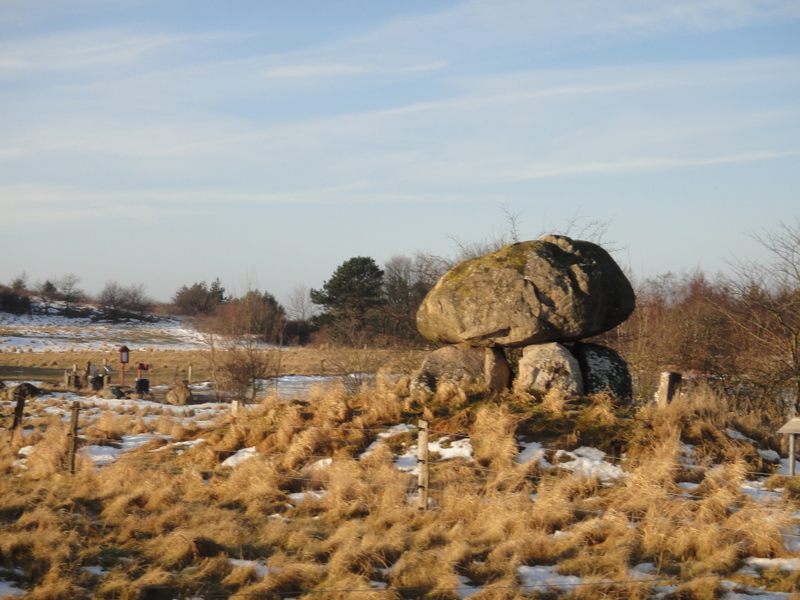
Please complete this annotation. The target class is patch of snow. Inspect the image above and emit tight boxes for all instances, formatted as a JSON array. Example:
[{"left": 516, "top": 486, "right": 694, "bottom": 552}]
[
  {"left": 740, "top": 481, "right": 783, "bottom": 504},
  {"left": 738, "top": 557, "right": 800, "bottom": 576},
  {"left": 777, "top": 458, "right": 800, "bottom": 477},
  {"left": 679, "top": 443, "right": 698, "bottom": 467},
  {"left": 369, "top": 581, "right": 388, "bottom": 589},
  {"left": 516, "top": 441, "right": 551, "bottom": 466},
  {"left": 0, "top": 311, "right": 205, "bottom": 352},
  {"left": 632, "top": 562, "right": 657, "bottom": 574},
  {"left": 222, "top": 447, "right": 258, "bottom": 468},
  {"left": 287, "top": 490, "right": 328, "bottom": 503},
  {"left": 653, "top": 585, "right": 679, "bottom": 599},
  {"left": 0, "top": 579, "right": 26, "bottom": 597},
  {"left": 726, "top": 428, "right": 755, "bottom": 443},
  {"left": 120, "top": 433, "right": 162, "bottom": 451},
  {"left": 783, "top": 525, "right": 800, "bottom": 553},
  {"left": 82, "top": 566, "right": 108, "bottom": 576},
  {"left": 722, "top": 590, "right": 792, "bottom": 599},
  {"left": 228, "top": 559, "right": 268, "bottom": 579},
  {"left": 82, "top": 445, "right": 123, "bottom": 466},
  {"left": 554, "top": 447, "right": 627, "bottom": 481},
  {"left": 305, "top": 458, "right": 333, "bottom": 471},
  {"left": 430, "top": 437, "right": 473, "bottom": 461},
  {"left": 359, "top": 423, "right": 417, "bottom": 459},
  {"left": 677, "top": 482, "right": 700, "bottom": 492},
  {"left": 454, "top": 575, "right": 482, "bottom": 599},
  {"left": 518, "top": 565, "right": 582, "bottom": 594}
]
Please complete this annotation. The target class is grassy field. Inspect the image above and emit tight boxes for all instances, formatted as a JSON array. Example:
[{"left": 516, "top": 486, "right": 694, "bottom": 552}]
[
  {"left": 2, "top": 373, "right": 800, "bottom": 599},
  {"left": 0, "top": 347, "right": 427, "bottom": 387}
]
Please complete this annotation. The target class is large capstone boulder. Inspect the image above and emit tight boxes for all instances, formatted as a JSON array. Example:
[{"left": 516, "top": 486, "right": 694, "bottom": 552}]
[
  {"left": 572, "top": 342, "right": 633, "bottom": 405},
  {"left": 513, "top": 343, "right": 584, "bottom": 398},
  {"left": 417, "top": 235, "right": 635, "bottom": 347},
  {"left": 411, "top": 344, "right": 511, "bottom": 394}
]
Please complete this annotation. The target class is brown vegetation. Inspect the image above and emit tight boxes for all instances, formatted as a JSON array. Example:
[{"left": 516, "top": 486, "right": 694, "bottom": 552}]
[{"left": 2, "top": 379, "right": 800, "bottom": 599}]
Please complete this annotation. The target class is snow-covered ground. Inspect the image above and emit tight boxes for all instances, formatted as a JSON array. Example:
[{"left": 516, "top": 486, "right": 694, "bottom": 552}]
[{"left": 0, "top": 311, "right": 206, "bottom": 352}]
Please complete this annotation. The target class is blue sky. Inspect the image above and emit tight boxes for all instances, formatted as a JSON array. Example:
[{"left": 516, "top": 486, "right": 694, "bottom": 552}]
[{"left": 1, "top": 0, "right": 799, "bottom": 304}]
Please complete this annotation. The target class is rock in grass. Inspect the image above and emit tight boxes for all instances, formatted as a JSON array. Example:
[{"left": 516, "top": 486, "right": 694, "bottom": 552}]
[
  {"left": 513, "top": 343, "right": 584, "bottom": 398},
  {"left": 8, "top": 382, "right": 41, "bottom": 400},
  {"left": 416, "top": 235, "right": 635, "bottom": 347},
  {"left": 572, "top": 342, "right": 633, "bottom": 405},
  {"left": 411, "top": 344, "right": 511, "bottom": 394},
  {"left": 101, "top": 386, "right": 126, "bottom": 400},
  {"left": 167, "top": 384, "right": 193, "bottom": 406}
]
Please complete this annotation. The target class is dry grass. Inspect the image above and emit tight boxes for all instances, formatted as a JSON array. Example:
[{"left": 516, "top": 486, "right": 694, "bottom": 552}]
[{"left": 2, "top": 377, "right": 800, "bottom": 599}]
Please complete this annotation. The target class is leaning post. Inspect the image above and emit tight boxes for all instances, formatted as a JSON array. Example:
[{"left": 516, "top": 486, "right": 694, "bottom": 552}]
[
  {"left": 68, "top": 401, "right": 81, "bottom": 474},
  {"left": 417, "top": 419, "right": 430, "bottom": 511}
]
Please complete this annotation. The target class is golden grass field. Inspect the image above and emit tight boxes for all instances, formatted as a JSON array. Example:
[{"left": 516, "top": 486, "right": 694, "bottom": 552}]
[
  {"left": 0, "top": 347, "right": 427, "bottom": 387},
  {"left": 3, "top": 370, "right": 800, "bottom": 599}
]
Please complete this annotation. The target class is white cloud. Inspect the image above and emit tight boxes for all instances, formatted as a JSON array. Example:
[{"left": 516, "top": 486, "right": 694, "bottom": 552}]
[{"left": 0, "top": 29, "right": 241, "bottom": 74}]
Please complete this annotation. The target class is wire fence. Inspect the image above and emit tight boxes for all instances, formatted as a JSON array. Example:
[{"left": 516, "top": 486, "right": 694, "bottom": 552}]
[{"left": 8, "top": 397, "right": 800, "bottom": 599}]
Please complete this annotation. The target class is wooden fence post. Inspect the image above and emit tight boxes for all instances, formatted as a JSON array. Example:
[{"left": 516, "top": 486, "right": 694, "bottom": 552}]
[
  {"left": 656, "top": 372, "right": 682, "bottom": 407},
  {"left": 9, "top": 394, "right": 25, "bottom": 445},
  {"left": 417, "top": 419, "right": 429, "bottom": 511},
  {"left": 68, "top": 401, "right": 80, "bottom": 474}
]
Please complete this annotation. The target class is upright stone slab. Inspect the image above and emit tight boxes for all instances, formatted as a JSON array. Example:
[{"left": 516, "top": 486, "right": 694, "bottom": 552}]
[
  {"left": 571, "top": 342, "right": 633, "bottom": 405},
  {"left": 513, "top": 343, "right": 584, "bottom": 398},
  {"left": 417, "top": 235, "right": 635, "bottom": 348},
  {"left": 411, "top": 344, "right": 511, "bottom": 394}
]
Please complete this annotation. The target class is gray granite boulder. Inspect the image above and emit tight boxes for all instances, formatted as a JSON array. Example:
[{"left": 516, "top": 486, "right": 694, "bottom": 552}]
[
  {"left": 571, "top": 342, "right": 633, "bottom": 405},
  {"left": 416, "top": 235, "right": 635, "bottom": 348},
  {"left": 513, "top": 343, "right": 584, "bottom": 398},
  {"left": 412, "top": 344, "right": 511, "bottom": 394}
]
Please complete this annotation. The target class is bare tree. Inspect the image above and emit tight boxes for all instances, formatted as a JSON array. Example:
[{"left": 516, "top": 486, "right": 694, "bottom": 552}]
[
  {"left": 33, "top": 279, "right": 59, "bottom": 314},
  {"left": 197, "top": 286, "right": 286, "bottom": 402},
  {"left": 58, "top": 274, "right": 84, "bottom": 316},
  {"left": 718, "top": 218, "right": 800, "bottom": 412},
  {"left": 286, "top": 285, "right": 317, "bottom": 322},
  {"left": 97, "top": 281, "right": 126, "bottom": 319}
]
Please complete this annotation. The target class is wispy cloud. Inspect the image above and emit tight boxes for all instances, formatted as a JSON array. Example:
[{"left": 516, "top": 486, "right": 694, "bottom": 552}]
[
  {"left": 0, "top": 29, "right": 241, "bottom": 75},
  {"left": 515, "top": 151, "right": 800, "bottom": 180}
]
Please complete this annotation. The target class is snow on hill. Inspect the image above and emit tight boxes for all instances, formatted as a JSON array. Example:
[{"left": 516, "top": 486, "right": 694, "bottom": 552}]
[{"left": 0, "top": 310, "right": 206, "bottom": 353}]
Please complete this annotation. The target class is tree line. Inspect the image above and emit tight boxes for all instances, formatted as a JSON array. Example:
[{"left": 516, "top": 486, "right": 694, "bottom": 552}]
[{"left": 2, "top": 218, "right": 799, "bottom": 412}]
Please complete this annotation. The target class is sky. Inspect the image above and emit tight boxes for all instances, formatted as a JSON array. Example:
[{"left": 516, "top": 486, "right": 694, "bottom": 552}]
[{"left": 1, "top": 0, "right": 799, "bottom": 305}]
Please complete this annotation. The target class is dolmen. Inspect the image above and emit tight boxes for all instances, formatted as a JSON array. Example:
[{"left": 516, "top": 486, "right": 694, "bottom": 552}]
[{"left": 413, "top": 235, "right": 635, "bottom": 404}]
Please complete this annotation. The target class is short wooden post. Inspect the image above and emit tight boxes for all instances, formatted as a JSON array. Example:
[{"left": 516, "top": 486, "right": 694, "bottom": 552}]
[
  {"left": 791, "top": 435, "right": 797, "bottom": 477},
  {"left": 656, "top": 372, "right": 682, "bottom": 407},
  {"left": 187, "top": 364, "right": 193, "bottom": 384},
  {"left": 9, "top": 393, "right": 26, "bottom": 445},
  {"left": 230, "top": 400, "right": 240, "bottom": 417},
  {"left": 68, "top": 401, "right": 80, "bottom": 474},
  {"left": 417, "top": 419, "right": 429, "bottom": 511}
]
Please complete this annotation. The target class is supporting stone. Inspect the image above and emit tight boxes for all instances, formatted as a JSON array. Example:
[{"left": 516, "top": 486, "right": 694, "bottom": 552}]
[{"left": 656, "top": 372, "right": 682, "bottom": 407}]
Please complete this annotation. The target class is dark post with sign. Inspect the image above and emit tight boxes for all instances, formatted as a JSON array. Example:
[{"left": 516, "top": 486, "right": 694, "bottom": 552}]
[
  {"left": 136, "top": 363, "right": 150, "bottom": 394},
  {"left": 118, "top": 345, "right": 130, "bottom": 385}
]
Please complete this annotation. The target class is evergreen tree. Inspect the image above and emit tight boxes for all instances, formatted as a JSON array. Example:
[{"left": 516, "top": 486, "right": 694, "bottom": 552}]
[{"left": 311, "top": 256, "right": 385, "bottom": 327}]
